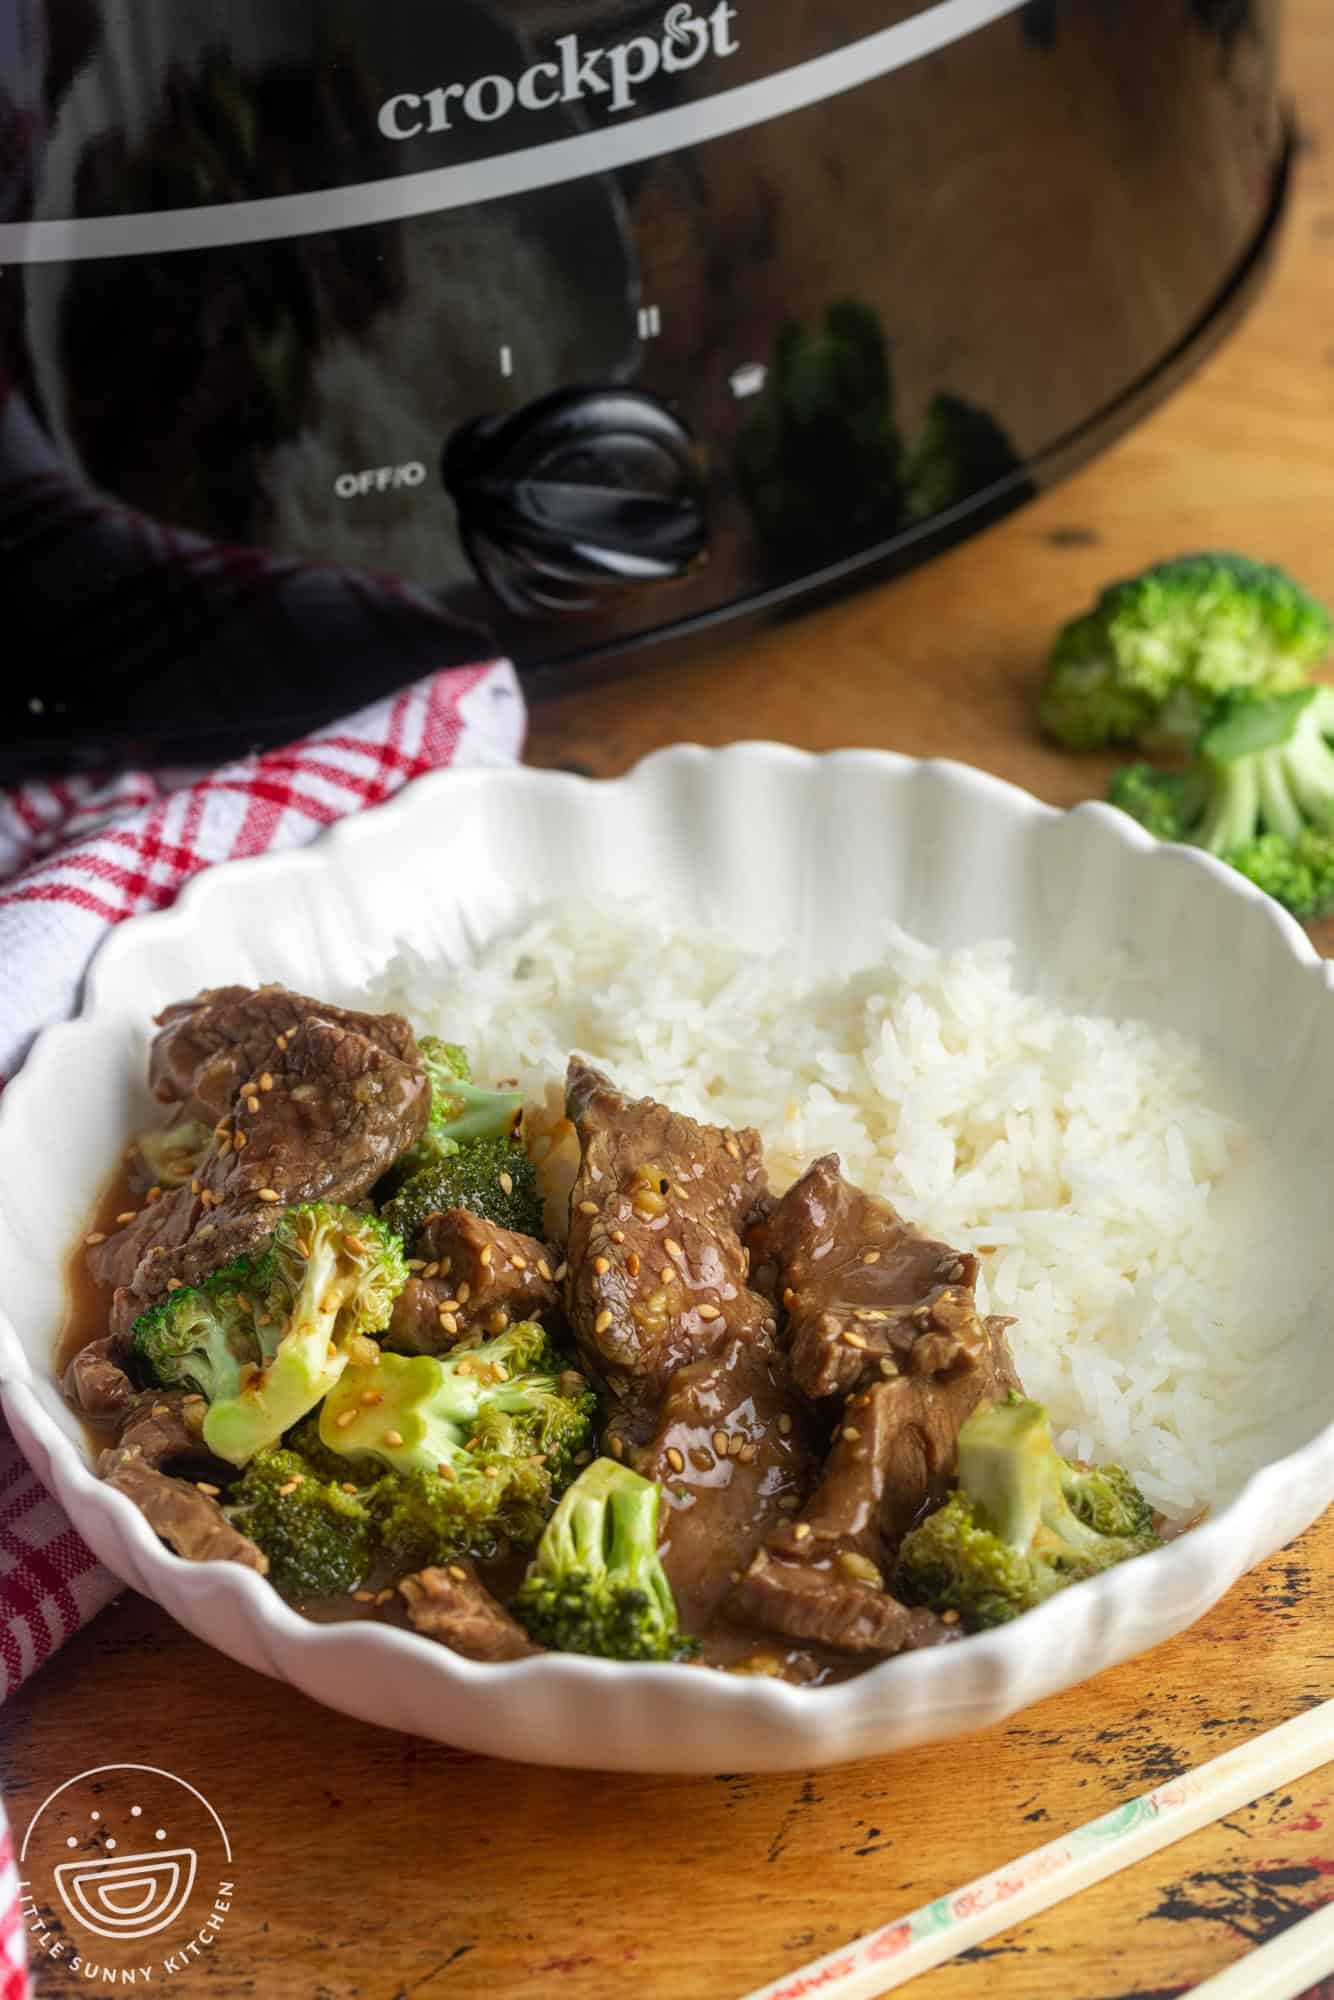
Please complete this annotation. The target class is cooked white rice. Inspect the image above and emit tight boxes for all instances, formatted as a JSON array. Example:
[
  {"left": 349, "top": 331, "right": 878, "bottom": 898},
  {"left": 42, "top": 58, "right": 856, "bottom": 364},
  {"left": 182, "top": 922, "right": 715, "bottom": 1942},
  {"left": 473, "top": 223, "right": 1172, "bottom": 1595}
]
[{"left": 366, "top": 906, "right": 1261, "bottom": 1517}]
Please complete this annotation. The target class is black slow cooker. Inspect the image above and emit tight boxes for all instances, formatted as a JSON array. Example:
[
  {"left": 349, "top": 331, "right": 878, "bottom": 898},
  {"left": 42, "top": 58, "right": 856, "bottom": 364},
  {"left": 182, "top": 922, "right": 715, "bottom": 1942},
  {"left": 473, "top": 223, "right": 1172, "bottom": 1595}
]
[{"left": 0, "top": 0, "right": 1289, "bottom": 773}]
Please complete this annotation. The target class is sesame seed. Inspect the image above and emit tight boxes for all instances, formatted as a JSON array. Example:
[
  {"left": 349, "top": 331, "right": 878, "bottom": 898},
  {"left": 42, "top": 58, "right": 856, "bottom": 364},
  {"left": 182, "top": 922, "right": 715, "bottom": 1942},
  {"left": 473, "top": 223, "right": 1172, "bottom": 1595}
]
[
  {"left": 246, "top": 1096, "right": 260, "bottom": 1115},
  {"left": 610, "top": 1229, "right": 626, "bottom": 1244},
  {"left": 483, "top": 1465, "right": 498, "bottom": 1480},
  {"left": 360, "top": 1390, "right": 383, "bottom": 1407},
  {"left": 439, "top": 1313, "right": 459, "bottom": 1337},
  {"left": 793, "top": 1522, "right": 812, "bottom": 1541},
  {"left": 448, "top": 1564, "right": 468, "bottom": 1582},
  {"left": 437, "top": 1298, "right": 460, "bottom": 1314},
  {"left": 259, "top": 1073, "right": 274, "bottom": 1092},
  {"left": 234, "top": 1131, "right": 247, "bottom": 1150},
  {"left": 665, "top": 1237, "right": 684, "bottom": 1260},
  {"left": 837, "top": 1551, "right": 884, "bottom": 1588},
  {"left": 342, "top": 1482, "right": 358, "bottom": 1494},
  {"left": 609, "top": 1435, "right": 625, "bottom": 1459},
  {"left": 626, "top": 1252, "right": 641, "bottom": 1276},
  {"left": 666, "top": 1447, "right": 685, "bottom": 1474},
  {"left": 594, "top": 1308, "right": 613, "bottom": 1334},
  {"left": 578, "top": 1200, "right": 598, "bottom": 1216},
  {"left": 553, "top": 1262, "right": 569, "bottom": 1282},
  {"left": 191, "top": 1179, "right": 202, "bottom": 1195},
  {"left": 343, "top": 1232, "right": 366, "bottom": 1254},
  {"left": 862, "top": 1249, "right": 882, "bottom": 1265},
  {"left": 257, "top": 1188, "right": 280, "bottom": 1203},
  {"left": 487, "top": 1310, "right": 509, "bottom": 1334},
  {"left": 478, "top": 1246, "right": 493, "bottom": 1268},
  {"left": 842, "top": 1425, "right": 862, "bottom": 1443},
  {"left": 277, "top": 1478, "right": 300, "bottom": 1497},
  {"left": 942, "top": 1609, "right": 961, "bottom": 1626},
  {"left": 406, "top": 1259, "right": 427, "bottom": 1272},
  {"left": 166, "top": 1277, "right": 183, "bottom": 1292},
  {"left": 457, "top": 1283, "right": 471, "bottom": 1303},
  {"left": 843, "top": 1331, "right": 868, "bottom": 1350},
  {"left": 725, "top": 1137, "right": 741, "bottom": 1159},
  {"left": 354, "top": 1590, "right": 376, "bottom": 1603},
  {"left": 712, "top": 1430, "right": 729, "bottom": 1456},
  {"left": 439, "top": 1463, "right": 457, "bottom": 1482},
  {"left": 115, "top": 1210, "right": 137, "bottom": 1226},
  {"left": 593, "top": 1255, "right": 610, "bottom": 1276},
  {"left": 739, "top": 1443, "right": 757, "bottom": 1464},
  {"left": 537, "top": 1260, "right": 552, "bottom": 1282},
  {"left": 182, "top": 1394, "right": 205, "bottom": 1406},
  {"left": 879, "top": 1357, "right": 900, "bottom": 1377},
  {"left": 216, "top": 1137, "right": 232, "bottom": 1158},
  {"left": 778, "top": 1413, "right": 793, "bottom": 1436},
  {"left": 697, "top": 1303, "right": 721, "bottom": 1321},
  {"left": 276, "top": 1033, "right": 289, "bottom": 1051},
  {"left": 152, "top": 1403, "right": 169, "bottom": 1417},
  {"left": 510, "top": 1253, "right": 529, "bottom": 1272},
  {"left": 335, "top": 1409, "right": 358, "bottom": 1430},
  {"left": 778, "top": 1495, "right": 800, "bottom": 1511},
  {"left": 658, "top": 1265, "right": 674, "bottom": 1284},
  {"left": 782, "top": 1287, "right": 796, "bottom": 1309},
  {"left": 499, "top": 1171, "right": 514, "bottom": 1196},
  {"left": 196, "top": 1481, "right": 221, "bottom": 1497},
  {"left": 384, "top": 1429, "right": 404, "bottom": 1448},
  {"left": 84, "top": 1232, "right": 107, "bottom": 1246},
  {"left": 729, "top": 1434, "right": 745, "bottom": 1458}
]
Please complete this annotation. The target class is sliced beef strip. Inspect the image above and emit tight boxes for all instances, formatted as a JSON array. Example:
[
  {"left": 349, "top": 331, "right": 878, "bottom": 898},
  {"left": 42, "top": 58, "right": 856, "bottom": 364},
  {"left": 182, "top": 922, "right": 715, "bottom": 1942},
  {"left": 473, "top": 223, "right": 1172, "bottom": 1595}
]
[
  {"left": 114, "top": 1388, "right": 206, "bottom": 1464},
  {"left": 564, "top": 1059, "right": 773, "bottom": 1426},
  {"left": 98, "top": 1009, "right": 430, "bottom": 1335},
  {"left": 629, "top": 1335, "right": 811, "bottom": 1634},
  {"left": 731, "top": 1550, "right": 959, "bottom": 1655},
  {"left": 726, "top": 1315, "right": 1019, "bottom": 1654},
  {"left": 97, "top": 1446, "right": 267, "bottom": 1572},
  {"left": 64, "top": 1335, "right": 139, "bottom": 1427},
  {"left": 149, "top": 984, "right": 418, "bottom": 1124},
  {"left": 748, "top": 1155, "right": 979, "bottom": 1401},
  {"left": 387, "top": 1210, "right": 562, "bottom": 1353},
  {"left": 398, "top": 1562, "right": 542, "bottom": 1661}
]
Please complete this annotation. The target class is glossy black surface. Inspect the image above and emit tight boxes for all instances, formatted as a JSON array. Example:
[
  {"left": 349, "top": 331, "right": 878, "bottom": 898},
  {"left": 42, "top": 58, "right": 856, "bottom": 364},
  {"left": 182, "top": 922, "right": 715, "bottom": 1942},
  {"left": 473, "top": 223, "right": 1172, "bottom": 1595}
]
[{"left": 0, "top": 0, "right": 1287, "bottom": 772}]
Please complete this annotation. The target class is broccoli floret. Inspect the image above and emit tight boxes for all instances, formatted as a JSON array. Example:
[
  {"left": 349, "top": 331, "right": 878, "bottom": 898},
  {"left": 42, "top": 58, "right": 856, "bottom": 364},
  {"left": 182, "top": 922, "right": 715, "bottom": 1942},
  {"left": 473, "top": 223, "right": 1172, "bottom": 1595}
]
[
  {"left": 735, "top": 300, "right": 903, "bottom": 563},
  {"left": 1039, "top": 553, "right": 1332, "bottom": 752},
  {"left": 131, "top": 1250, "right": 278, "bottom": 1400},
  {"left": 381, "top": 1138, "right": 544, "bottom": 1244},
  {"left": 901, "top": 393, "right": 1024, "bottom": 526},
  {"left": 385, "top": 1037, "right": 523, "bottom": 1193},
  {"left": 1109, "top": 686, "right": 1334, "bottom": 920},
  {"left": 202, "top": 1203, "right": 407, "bottom": 1466},
  {"left": 897, "top": 1395, "right": 1159, "bottom": 1631},
  {"left": 131, "top": 1116, "right": 212, "bottom": 1191},
  {"left": 317, "top": 1325, "right": 595, "bottom": 1564},
  {"left": 222, "top": 1447, "right": 376, "bottom": 1599},
  {"left": 511, "top": 1457, "right": 693, "bottom": 1662}
]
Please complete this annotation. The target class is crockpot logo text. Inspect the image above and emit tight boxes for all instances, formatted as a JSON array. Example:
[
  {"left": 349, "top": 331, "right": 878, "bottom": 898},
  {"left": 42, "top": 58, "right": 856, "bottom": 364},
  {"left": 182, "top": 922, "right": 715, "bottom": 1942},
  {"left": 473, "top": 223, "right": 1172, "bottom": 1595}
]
[{"left": 378, "top": 3, "right": 740, "bottom": 139}]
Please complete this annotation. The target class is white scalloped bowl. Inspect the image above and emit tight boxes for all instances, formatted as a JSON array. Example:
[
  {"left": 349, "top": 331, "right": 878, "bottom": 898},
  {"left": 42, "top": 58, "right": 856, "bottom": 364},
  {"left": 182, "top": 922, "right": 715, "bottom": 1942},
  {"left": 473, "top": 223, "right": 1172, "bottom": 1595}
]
[{"left": 5, "top": 745, "right": 1334, "bottom": 1772}]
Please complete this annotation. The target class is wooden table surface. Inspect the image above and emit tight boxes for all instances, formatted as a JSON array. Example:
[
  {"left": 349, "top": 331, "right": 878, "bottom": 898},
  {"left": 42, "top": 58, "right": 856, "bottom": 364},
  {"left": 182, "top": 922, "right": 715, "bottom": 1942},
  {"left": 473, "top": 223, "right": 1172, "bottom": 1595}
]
[{"left": 7, "top": 7, "right": 1334, "bottom": 1998}]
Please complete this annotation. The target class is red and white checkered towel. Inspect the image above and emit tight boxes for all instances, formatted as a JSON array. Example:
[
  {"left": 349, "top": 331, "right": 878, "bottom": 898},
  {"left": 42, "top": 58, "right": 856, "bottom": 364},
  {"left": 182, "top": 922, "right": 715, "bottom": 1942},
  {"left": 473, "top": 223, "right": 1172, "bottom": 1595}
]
[{"left": 0, "top": 658, "right": 523, "bottom": 1998}]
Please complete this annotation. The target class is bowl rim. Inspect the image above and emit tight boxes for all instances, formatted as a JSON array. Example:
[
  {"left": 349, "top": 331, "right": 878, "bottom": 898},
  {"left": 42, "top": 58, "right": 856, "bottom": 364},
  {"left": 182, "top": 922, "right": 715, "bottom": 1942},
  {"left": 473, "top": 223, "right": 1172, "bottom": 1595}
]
[{"left": 4, "top": 739, "right": 1333, "bottom": 1732}]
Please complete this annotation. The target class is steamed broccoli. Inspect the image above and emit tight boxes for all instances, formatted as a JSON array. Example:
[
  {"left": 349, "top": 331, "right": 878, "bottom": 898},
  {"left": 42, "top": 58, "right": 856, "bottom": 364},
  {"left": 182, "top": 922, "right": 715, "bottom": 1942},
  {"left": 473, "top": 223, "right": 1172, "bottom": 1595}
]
[
  {"left": 202, "top": 1203, "right": 408, "bottom": 1466},
  {"left": 1109, "top": 685, "right": 1334, "bottom": 919},
  {"left": 222, "top": 1446, "right": 376, "bottom": 1599},
  {"left": 901, "top": 393, "right": 1024, "bottom": 526},
  {"left": 1038, "top": 553, "right": 1332, "bottom": 752},
  {"left": 381, "top": 1138, "right": 543, "bottom": 1244},
  {"left": 897, "top": 1396, "right": 1159, "bottom": 1630},
  {"left": 735, "top": 300, "right": 903, "bottom": 563},
  {"left": 131, "top": 1252, "right": 278, "bottom": 1400},
  {"left": 385, "top": 1037, "right": 523, "bottom": 1194},
  {"left": 511, "top": 1457, "right": 693, "bottom": 1662},
  {"left": 131, "top": 1116, "right": 212, "bottom": 1191},
  {"left": 316, "top": 1324, "right": 596, "bottom": 1564}
]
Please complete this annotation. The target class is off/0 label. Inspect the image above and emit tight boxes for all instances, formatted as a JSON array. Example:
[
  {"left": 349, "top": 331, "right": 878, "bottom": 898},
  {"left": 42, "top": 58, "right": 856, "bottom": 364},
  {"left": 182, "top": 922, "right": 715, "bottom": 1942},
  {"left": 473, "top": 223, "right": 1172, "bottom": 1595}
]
[{"left": 335, "top": 461, "right": 427, "bottom": 498}]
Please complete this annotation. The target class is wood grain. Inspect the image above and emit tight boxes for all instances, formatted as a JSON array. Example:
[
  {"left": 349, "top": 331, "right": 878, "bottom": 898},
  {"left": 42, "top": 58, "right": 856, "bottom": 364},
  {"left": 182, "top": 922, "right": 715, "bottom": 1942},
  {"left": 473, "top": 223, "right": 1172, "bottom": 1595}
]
[{"left": 6, "top": 6, "right": 1334, "bottom": 1998}]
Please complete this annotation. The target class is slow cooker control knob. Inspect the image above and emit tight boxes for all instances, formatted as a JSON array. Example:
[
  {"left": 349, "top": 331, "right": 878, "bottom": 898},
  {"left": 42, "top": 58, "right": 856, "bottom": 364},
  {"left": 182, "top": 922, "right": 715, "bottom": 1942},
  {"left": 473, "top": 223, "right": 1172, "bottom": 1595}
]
[{"left": 441, "top": 388, "right": 708, "bottom": 615}]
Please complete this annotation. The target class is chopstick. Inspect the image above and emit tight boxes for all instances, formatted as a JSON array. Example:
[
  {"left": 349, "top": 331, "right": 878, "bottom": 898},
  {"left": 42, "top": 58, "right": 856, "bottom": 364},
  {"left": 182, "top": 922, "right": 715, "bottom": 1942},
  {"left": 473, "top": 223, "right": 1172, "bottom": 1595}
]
[
  {"left": 739, "top": 1699, "right": 1334, "bottom": 2000},
  {"left": 1182, "top": 1898, "right": 1334, "bottom": 1999}
]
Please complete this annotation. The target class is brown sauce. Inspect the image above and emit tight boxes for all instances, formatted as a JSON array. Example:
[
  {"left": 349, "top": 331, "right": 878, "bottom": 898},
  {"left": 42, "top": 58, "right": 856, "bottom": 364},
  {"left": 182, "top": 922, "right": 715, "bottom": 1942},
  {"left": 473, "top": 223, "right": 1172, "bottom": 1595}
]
[{"left": 59, "top": 1174, "right": 872, "bottom": 1684}]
